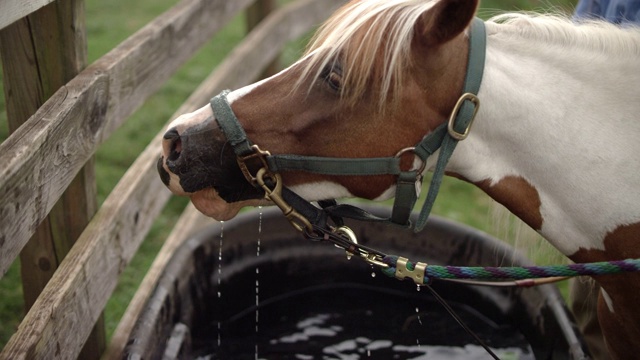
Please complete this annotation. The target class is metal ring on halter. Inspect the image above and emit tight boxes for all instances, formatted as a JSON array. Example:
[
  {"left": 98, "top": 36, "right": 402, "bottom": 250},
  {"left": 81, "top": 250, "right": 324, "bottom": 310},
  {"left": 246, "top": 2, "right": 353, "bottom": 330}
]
[{"left": 395, "top": 147, "right": 426, "bottom": 174}]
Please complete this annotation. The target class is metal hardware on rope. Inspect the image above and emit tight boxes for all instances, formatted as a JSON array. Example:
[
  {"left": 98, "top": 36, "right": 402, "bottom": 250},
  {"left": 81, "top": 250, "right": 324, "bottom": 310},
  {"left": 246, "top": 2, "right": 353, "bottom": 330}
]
[
  {"left": 395, "top": 257, "right": 428, "bottom": 285},
  {"left": 303, "top": 224, "right": 390, "bottom": 268},
  {"left": 335, "top": 226, "right": 358, "bottom": 260}
]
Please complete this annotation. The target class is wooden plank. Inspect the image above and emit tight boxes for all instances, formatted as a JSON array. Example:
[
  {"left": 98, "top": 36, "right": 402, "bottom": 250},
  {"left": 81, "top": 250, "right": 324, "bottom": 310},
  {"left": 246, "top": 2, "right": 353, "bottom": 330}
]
[
  {"left": 1, "top": 0, "right": 346, "bottom": 358},
  {"left": 103, "top": 205, "right": 212, "bottom": 360},
  {"left": 184, "top": 0, "right": 346, "bottom": 99},
  {"left": 0, "top": 0, "right": 56, "bottom": 31},
  {"left": 0, "top": 0, "right": 255, "bottom": 278},
  {"left": 0, "top": 1, "right": 104, "bottom": 357},
  {"left": 0, "top": 144, "right": 170, "bottom": 360},
  {"left": 246, "top": 0, "right": 279, "bottom": 77},
  {"left": 105, "top": 0, "right": 346, "bottom": 357}
]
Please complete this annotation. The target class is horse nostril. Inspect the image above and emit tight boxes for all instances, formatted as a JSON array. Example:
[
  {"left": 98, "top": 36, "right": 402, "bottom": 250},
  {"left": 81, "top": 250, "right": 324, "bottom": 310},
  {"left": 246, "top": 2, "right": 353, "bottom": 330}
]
[{"left": 164, "top": 128, "right": 182, "bottom": 162}]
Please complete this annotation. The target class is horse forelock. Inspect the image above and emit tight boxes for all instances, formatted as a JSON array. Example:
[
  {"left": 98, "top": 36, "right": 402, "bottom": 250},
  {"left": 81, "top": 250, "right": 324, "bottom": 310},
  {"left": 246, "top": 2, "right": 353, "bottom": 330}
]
[
  {"left": 487, "top": 12, "right": 640, "bottom": 56},
  {"left": 297, "top": 0, "right": 440, "bottom": 108}
]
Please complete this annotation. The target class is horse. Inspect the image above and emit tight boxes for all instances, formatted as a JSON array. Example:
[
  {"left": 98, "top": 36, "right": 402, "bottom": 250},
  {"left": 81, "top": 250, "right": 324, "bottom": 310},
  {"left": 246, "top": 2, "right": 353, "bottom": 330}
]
[{"left": 157, "top": 0, "right": 640, "bottom": 358}]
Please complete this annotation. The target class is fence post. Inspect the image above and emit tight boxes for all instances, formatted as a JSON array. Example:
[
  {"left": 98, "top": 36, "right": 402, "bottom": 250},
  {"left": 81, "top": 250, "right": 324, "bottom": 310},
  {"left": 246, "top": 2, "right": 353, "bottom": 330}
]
[
  {"left": 0, "top": 0, "right": 105, "bottom": 358},
  {"left": 246, "top": 0, "right": 280, "bottom": 77}
]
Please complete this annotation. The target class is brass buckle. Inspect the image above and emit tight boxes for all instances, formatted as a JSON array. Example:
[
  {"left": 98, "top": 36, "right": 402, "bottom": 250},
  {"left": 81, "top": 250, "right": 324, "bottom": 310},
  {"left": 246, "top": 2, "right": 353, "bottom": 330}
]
[
  {"left": 447, "top": 93, "right": 480, "bottom": 141},
  {"left": 255, "top": 168, "right": 313, "bottom": 233},
  {"left": 237, "top": 145, "right": 271, "bottom": 184}
]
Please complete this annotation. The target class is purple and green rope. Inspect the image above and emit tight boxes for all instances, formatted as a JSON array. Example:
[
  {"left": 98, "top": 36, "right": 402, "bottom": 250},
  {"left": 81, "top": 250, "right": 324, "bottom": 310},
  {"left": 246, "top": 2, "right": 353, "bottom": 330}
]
[{"left": 381, "top": 255, "right": 640, "bottom": 284}]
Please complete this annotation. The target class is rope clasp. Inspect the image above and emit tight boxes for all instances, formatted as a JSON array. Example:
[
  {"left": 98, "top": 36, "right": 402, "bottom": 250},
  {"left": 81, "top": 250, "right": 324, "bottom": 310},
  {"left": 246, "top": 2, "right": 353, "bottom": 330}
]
[
  {"left": 256, "top": 168, "right": 313, "bottom": 233},
  {"left": 335, "top": 226, "right": 389, "bottom": 268},
  {"left": 395, "top": 257, "right": 427, "bottom": 285}
]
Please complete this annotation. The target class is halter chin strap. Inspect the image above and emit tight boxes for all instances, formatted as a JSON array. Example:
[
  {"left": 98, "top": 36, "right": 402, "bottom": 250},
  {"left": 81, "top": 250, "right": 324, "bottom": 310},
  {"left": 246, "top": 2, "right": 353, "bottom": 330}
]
[{"left": 211, "top": 18, "right": 486, "bottom": 233}]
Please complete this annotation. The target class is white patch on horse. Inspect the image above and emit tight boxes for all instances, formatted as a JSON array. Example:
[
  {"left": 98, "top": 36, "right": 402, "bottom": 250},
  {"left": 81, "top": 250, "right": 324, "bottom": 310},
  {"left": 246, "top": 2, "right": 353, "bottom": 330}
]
[
  {"left": 166, "top": 104, "right": 213, "bottom": 134},
  {"left": 445, "top": 18, "right": 640, "bottom": 256},
  {"left": 290, "top": 181, "right": 354, "bottom": 202}
]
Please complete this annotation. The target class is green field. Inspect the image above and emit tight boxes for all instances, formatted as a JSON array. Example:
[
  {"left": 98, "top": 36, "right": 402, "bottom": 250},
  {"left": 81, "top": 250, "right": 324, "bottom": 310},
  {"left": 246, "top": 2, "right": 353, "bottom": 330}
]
[{"left": 0, "top": 0, "right": 577, "bottom": 349}]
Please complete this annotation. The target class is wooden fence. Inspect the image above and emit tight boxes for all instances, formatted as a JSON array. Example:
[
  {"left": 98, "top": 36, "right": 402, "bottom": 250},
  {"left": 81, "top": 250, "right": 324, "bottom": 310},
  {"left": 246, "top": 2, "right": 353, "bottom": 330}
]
[{"left": 0, "top": 0, "right": 344, "bottom": 358}]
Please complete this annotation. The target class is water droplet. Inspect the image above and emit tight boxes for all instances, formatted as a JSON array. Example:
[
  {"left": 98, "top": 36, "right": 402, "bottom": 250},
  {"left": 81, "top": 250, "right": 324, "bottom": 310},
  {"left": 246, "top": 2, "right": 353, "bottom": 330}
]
[
  {"left": 416, "top": 285, "right": 421, "bottom": 292},
  {"left": 371, "top": 272, "right": 376, "bottom": 278},
  {"left": 217, "top": 221, "right": 224, "bottom": 349},
  {"left": 415, "top": 307, "right": 419, "bottom": 313}
]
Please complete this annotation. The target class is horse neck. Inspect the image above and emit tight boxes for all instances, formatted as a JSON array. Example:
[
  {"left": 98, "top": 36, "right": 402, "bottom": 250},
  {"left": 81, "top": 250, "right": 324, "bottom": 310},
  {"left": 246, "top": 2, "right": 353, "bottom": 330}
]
[{"left": 446, "top": 23, "right": 640, "bottom": 260}]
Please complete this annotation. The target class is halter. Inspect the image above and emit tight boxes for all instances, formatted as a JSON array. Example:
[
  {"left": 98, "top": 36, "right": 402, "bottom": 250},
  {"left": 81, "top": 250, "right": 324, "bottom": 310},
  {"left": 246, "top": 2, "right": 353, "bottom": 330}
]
[{"left": 212, "top": 18, "right": 485, "bottom": 235}]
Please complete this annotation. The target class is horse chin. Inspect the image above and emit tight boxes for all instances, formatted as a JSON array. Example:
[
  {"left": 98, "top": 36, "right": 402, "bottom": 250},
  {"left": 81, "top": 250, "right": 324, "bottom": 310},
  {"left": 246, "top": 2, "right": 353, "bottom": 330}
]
[{"left": 190, "top": 188, "right": 264, "bottom": 221}]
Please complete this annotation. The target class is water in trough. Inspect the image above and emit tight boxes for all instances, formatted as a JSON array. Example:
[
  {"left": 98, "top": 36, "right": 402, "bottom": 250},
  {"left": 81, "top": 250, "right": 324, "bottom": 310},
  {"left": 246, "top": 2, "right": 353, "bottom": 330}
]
[{"left": 124, "top": 206, "right": 590, "bottom": 359}]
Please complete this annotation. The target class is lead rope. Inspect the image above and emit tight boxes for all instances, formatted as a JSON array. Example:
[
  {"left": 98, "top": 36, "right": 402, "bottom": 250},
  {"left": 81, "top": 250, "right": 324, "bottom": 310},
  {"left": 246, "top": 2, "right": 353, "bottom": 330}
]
[
  {"left": 303, "top": 225, "right": 501, "bottom": 358},
  {"left": 424, "top": 284, "right": 500, "bottom": 360},
  {"left": 380, "top": 255, "right": 640, "bottom": 283}
]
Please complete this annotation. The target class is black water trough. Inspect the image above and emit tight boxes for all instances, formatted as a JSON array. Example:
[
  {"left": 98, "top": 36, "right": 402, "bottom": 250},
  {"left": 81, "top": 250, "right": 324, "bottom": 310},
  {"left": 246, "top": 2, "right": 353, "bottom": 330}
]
[{"left": 124, "top": 206, "right": 590, "bottom": 359}]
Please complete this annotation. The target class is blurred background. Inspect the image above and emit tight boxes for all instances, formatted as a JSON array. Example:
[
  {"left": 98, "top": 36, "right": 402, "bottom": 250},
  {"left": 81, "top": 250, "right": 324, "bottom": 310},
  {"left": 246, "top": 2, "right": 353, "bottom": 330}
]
[{"left": 0, "top": 0, "right": 578, "bottom": 347}]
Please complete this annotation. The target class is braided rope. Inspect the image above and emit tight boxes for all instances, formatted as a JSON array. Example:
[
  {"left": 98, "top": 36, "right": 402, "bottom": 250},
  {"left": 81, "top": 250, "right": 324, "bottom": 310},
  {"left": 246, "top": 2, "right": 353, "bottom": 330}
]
[{"left": 381, "top": 255, "right": 640, "bottom": 284}]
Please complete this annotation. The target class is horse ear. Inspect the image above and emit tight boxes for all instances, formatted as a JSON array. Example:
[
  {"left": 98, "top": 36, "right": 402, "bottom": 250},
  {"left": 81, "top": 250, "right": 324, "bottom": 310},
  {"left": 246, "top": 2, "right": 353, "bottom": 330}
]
[{"left": 416, "top": 0, "right": 479, "bottom": 47}]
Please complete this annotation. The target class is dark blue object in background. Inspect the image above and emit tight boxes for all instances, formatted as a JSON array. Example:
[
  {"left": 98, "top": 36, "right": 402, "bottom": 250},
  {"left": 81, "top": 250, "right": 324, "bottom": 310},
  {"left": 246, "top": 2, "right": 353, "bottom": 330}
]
[{"left": 574, "top": 0, "right": 640, "bottom": 24}]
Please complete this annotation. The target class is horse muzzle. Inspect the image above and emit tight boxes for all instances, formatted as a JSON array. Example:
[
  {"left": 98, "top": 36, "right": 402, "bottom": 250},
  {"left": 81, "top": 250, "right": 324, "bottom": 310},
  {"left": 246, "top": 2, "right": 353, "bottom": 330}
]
[{"left": 157, "top": 112, "right": 262, "bottom": 203}]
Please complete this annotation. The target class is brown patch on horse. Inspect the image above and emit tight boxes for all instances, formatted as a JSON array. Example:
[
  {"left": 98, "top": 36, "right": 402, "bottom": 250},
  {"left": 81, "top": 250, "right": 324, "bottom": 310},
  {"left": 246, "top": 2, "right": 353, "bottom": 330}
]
[
  {"left": 457, "top": 175, "right": 544, "bottom": 231},
  {"left": 571, "top": 222, "right": 640, "bottom": 359}
]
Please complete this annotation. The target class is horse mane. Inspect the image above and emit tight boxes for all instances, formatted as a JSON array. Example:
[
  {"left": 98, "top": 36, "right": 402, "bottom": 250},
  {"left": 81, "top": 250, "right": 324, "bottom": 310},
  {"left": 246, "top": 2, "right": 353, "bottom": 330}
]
[
  {"left": 487, "top": 12, "right": 640, "bottom": 56},
  {"left": 299, "top": 0, "right": 441, "bottom": 108},
  {"left": 298, "top": 0, "right": 640, "bottom": 108}
]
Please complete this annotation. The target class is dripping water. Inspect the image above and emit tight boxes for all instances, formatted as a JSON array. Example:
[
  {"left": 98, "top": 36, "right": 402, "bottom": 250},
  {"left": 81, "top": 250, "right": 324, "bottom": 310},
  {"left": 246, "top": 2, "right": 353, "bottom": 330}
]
[
  {"left": 255, "top": 206, "right": 263, "bottom": 360},
  {"left": 415, "top": 286, "right": 424, "bottom": 349},
  {"left": 217, "top": 221, "right": 224, "bottom": 348},
  {"left": 415, "top": 306, "right": 423, "bottom": 349}
]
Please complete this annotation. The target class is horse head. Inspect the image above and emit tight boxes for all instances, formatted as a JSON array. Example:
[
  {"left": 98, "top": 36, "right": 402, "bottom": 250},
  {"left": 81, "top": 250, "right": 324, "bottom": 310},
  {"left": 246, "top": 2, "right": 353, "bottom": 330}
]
[{"left": 157, "top": 0, "right": 479, "bottom": 221}]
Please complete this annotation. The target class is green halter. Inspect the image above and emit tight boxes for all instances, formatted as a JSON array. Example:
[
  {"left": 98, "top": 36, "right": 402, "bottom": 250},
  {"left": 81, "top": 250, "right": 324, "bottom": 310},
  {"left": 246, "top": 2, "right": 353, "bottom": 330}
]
[{"left": 211, "top": 18, "right": 486, "bottom": 232}]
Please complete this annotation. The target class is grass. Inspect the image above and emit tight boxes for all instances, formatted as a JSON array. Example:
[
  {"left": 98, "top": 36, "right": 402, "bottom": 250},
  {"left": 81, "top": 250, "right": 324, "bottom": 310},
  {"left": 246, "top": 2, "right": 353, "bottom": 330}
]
[{"left": 0, "top": 0, "right": 577, "bottom": 350}]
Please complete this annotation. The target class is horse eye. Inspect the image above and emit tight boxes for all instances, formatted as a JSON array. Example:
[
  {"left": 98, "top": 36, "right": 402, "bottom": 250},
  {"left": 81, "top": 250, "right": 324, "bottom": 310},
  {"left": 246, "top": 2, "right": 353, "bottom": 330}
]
[
  {"left": 325, "top": 71, "right": 342, "bottom": 91},
  {"left": 320, "top": 63, "right": 342, "bottom": 92}
]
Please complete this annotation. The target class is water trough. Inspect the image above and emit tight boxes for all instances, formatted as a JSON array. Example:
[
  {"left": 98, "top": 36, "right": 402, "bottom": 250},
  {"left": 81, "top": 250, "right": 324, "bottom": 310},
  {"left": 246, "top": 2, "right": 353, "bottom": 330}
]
[{"left": 124, "top": 205, "right": 590, "bottom": 359}]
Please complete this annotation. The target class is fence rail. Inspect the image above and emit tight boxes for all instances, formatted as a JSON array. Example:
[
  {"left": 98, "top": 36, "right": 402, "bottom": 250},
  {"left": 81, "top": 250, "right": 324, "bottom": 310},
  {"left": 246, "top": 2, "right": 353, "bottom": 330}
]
[{"left": 0, "top": 0, "right": 345, "bottom": 358}]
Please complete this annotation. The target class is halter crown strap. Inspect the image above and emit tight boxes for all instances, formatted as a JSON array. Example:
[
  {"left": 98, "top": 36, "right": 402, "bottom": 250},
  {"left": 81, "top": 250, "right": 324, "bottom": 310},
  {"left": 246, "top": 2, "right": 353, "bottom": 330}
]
[
  {"left": 412, "top": 17, "right": 486, "bottom": 231},
  {"left": 210, "top": 18, "right": 486, "bottom": 232}
]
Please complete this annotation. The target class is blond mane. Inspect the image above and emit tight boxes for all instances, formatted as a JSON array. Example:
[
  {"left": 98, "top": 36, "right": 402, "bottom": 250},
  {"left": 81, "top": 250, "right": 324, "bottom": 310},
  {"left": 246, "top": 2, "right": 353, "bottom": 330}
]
[
  {"left": 298, "top": 1, "right": 640, "bottom": 108},
  {"left": 300, "top": 0, "right": 440, "bottom": 107},
  {"left": 487, "top": 12, "right": 640, "bottom": 56}
]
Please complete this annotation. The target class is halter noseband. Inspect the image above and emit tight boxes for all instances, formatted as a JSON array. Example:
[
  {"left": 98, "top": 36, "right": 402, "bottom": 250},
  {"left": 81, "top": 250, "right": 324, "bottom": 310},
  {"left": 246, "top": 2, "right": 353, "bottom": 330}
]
[{"left": 210, "top": 18, "right": 486, "bottom": 236}]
